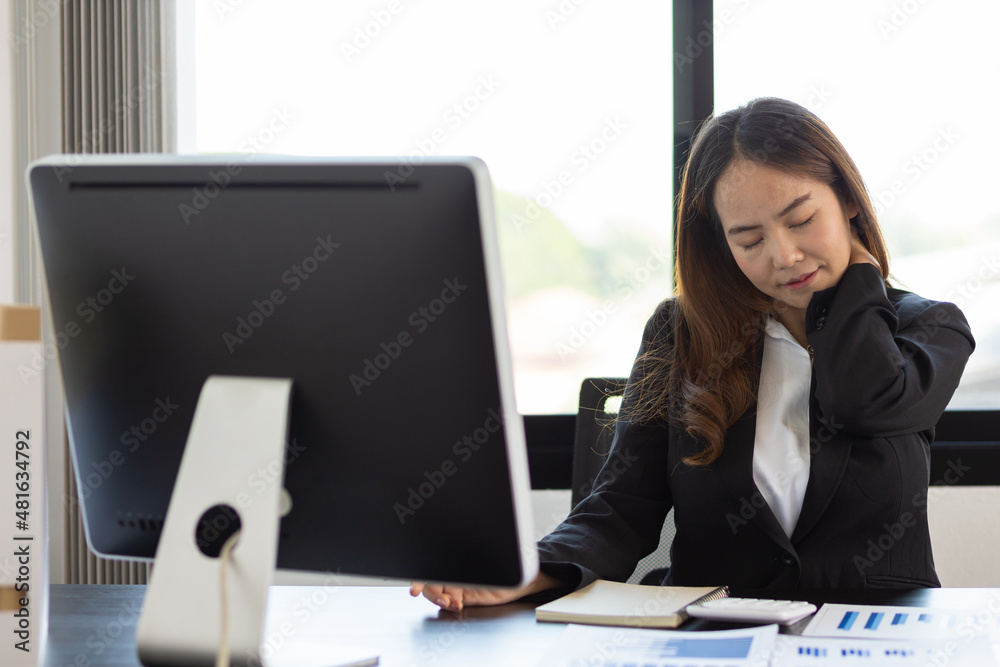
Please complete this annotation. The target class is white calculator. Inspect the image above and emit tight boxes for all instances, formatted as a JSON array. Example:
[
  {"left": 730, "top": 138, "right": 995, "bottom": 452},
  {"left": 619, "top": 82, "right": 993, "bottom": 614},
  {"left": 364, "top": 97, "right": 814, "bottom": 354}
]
[{"left": 687, "top": 597, "right": 817, "bottom": 624}]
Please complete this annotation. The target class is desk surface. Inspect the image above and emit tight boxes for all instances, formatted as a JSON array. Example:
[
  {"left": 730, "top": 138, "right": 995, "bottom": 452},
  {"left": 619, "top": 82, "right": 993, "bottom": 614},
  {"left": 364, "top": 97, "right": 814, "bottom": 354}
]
[{"left": 46, "top": 584, "right": 1000, "bottom": 667}]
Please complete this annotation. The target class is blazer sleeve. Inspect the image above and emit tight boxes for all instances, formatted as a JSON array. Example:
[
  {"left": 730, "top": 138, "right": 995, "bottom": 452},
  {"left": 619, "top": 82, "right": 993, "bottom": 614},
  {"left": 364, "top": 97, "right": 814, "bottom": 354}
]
[
  {"left": 805, "top": 262, "right": 975, "bottom": 436},
  {"left": 536, "top": 305, "right": 675, "bottom": 590}
]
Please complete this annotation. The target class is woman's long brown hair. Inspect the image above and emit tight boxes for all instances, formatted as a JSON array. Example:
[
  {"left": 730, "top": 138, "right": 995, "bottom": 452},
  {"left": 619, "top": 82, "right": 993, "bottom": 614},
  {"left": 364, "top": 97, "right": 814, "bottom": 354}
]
[{"left": 623, "top": 97, "right": 890, "bottom": 466}]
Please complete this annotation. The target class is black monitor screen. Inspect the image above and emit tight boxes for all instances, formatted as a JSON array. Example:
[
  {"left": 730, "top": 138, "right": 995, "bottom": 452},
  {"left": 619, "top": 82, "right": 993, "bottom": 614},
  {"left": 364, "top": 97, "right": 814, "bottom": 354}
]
[{"left": 30, "top": 156, "right": 536, "bottom": 587}]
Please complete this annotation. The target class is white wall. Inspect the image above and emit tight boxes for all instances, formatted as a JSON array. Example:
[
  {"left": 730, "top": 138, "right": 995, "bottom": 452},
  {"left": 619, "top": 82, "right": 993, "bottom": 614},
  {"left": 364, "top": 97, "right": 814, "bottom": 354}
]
[
  {"left": 531, "top": 489, "right": 572, "bottom": 539},
  {"left": 928, "top": 487, "right": 1000, "bottom": 587}
]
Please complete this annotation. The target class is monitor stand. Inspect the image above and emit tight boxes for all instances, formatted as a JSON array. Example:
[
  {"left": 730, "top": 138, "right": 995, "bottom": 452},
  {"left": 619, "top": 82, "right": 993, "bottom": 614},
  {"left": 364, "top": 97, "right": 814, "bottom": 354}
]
[{"left": 135, "top": 376, "right": 378, "bottom": 667}]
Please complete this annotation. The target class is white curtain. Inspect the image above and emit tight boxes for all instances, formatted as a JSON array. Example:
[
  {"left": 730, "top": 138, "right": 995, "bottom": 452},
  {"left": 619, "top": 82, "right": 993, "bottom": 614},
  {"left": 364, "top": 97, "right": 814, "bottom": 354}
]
[
  {"left": 15, "top": 0, "right": 176, "bottom": 584},
  {"left": 61, "top": 0, "right": 176, "bottom": 585},
  {"left": 61, "top": 0, "right": 174, "bottom": 154}
]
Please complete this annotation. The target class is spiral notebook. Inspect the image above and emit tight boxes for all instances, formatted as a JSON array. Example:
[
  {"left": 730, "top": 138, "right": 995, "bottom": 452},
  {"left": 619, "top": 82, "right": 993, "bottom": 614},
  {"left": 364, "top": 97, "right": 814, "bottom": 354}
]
[{"left": 535, "top": 580, "right": 730, "bottom": 629}]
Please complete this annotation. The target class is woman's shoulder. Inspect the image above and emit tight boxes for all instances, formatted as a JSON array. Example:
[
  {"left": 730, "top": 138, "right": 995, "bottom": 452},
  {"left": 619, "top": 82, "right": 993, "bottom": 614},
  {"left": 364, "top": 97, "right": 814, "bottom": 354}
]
[
  {"left": 641, "top": 297, "right": 680, "bottom": 343},
  {"left": 886, "top": 285, "right": 968, "bottom": 325},
  {"left": 885, "top": 285, "right": 974, "bottom": 352}
]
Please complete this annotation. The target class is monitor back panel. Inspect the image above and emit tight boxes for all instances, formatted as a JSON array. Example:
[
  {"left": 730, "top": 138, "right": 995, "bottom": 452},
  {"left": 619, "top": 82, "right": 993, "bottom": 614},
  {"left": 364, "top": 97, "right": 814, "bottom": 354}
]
[{"left": 31, "top": 158, "right": 528, "bottom": 586}]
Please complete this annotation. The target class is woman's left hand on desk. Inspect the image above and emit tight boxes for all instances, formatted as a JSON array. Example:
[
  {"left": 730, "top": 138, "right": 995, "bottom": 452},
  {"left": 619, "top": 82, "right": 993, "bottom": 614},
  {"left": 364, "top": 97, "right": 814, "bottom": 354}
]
[{"left": 410, "top": 573, "right": 561, "bottom": 612}]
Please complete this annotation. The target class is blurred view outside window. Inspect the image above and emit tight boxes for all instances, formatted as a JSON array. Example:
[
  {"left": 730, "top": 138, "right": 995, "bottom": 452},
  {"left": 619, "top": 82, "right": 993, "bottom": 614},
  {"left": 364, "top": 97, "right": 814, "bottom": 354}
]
[
  {"left": 714, "top": 0, "right": 1000, "bottom": 408},
  {"left": 191, "top": 1, "right": 672, "bottom": 414}
]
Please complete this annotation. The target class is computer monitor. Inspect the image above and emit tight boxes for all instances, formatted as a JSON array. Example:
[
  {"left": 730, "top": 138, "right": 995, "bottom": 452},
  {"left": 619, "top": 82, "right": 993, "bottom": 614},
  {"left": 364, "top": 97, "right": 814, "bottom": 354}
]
[{"left": 29, "top": 155, "right": 537, "bottom": 590}]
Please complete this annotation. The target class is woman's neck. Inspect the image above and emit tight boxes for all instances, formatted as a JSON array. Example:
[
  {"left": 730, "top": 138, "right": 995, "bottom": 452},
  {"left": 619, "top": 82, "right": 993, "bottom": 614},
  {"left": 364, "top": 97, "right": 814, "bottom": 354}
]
[{"left": 775, "top": 306, "right": 809, "bottom": 349}]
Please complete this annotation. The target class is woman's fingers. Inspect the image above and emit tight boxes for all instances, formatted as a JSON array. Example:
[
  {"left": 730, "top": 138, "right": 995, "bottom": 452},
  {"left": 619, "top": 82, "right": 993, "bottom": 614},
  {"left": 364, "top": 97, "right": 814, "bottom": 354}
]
[
  {"left": 412, "top": 574, "right": 560, "bottom": 611},
  {"left": 411, "top": 583, "right": 462, "bottom": 610},
  {"left": 411, "top": 577, "right": 557, "bottom": 610},
  {"left": 440, "top": 586, "right": 468, "bottom": 611}
]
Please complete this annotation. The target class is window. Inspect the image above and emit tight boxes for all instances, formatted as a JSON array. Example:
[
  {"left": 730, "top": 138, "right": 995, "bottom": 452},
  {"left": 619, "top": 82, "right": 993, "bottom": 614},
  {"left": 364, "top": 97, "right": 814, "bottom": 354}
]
[
  {"left": 713, "top": 0, "right": 1000, "bottom": 409},
  {"left": 183, "top": 1, "right": 997, "bottom": 486},
  {"left": 190, "top": 0, "right": 672, "bottom": 414}
]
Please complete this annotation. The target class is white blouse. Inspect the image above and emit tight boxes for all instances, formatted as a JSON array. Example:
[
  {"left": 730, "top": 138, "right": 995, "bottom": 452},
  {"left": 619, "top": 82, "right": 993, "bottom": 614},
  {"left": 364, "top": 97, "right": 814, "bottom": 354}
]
[{"left": 752, "top": 317, "right": 812, "bottom": 538}]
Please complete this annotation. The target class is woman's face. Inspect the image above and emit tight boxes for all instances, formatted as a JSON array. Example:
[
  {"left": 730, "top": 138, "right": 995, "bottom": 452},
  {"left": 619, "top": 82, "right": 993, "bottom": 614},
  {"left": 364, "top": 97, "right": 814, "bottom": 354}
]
[{"left": 713, "top": 159, "right": 858, "bottom": 315}]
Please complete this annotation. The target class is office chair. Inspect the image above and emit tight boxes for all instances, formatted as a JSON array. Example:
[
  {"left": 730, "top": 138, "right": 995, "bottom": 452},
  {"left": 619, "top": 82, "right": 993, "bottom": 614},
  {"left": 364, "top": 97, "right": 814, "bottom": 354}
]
[{"left": 572, "top": 377, "right": 675, "bottom": 586}]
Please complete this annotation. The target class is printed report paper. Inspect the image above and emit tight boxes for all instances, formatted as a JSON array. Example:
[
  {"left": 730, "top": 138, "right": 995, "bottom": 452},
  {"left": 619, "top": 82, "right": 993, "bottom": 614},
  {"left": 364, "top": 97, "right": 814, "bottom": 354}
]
[
  {"left": 533, "top": 623, "right": 777, "bottom": 667},
  {"left": 802, "top": 603, "right": 999, "bottom": 642},
  {"left": 770, "top": 635, "right": 996, "bottom": 666}
]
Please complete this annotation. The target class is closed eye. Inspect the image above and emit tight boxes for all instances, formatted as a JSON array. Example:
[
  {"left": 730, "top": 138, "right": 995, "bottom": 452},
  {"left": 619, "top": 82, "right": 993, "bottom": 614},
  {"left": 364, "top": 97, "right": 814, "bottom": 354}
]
[
  {"left": 741, "top": 214, "right": 815, "bottom": 252},
  {"left": 792, "top": 214, "right": 815, "bottom": 229}
]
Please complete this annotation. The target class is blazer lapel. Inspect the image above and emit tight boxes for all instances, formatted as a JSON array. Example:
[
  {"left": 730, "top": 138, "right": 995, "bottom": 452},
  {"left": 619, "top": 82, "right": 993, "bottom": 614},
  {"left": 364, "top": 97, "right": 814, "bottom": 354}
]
[
  {"left": 789, "top": 391, "right": 853, "bottom": 544},
  {"left": 715, "top": 405, "right": 792, "bottom": 550}
]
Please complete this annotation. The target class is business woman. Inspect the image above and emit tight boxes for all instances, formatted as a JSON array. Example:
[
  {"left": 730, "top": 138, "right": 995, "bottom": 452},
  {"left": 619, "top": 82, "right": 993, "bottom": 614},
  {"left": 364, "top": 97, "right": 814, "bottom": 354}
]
[{"left": 412, "top": 97, "right": 975, "bottom": 611}]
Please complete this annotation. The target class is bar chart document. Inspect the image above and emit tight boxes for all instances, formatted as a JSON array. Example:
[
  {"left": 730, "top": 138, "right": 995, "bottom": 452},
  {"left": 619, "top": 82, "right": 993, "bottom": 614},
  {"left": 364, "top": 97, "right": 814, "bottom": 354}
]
[
  {"left": 533, "top": 623, "right": 777, "bottom": 667},
  {"left": 803, "top": 603, "right": 999, "bottom": 641},
  {"left": 770, "top": 635, "right": 996, "bottom": 666}
]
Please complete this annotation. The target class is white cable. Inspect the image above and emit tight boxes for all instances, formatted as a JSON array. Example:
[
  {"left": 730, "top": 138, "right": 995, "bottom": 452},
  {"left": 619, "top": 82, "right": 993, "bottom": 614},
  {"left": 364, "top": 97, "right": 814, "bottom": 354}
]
[{"left": 216, "top": 530, "right": 243, "bottom": 667}]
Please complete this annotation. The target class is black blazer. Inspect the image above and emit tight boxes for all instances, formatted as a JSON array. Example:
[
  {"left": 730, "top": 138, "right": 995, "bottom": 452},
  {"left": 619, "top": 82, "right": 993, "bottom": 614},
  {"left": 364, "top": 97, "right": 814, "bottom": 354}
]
[{"left": 538, "top": 264, "right": 975, "bottom": 590}]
